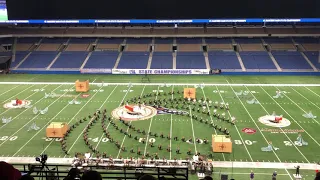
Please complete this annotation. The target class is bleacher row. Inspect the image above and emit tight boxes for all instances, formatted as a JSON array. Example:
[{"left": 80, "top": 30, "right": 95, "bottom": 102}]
[{"left": 0, "top": 37, "right": 319, "bottom": 71}]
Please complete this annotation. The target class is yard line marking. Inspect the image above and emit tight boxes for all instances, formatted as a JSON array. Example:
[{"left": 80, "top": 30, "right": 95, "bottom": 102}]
[
  {"left": 0, "top": 84, "right": 72, "bottom": 147},
  {"left": 0, "top": 84, "right": 57, "bottom": 129},
  {"left": 10, "top": 88, "right": 84, "bottom": 156},
  {"left": 188, "top": 106, "right": 198, "bottom": 154},
  {"left": 215, "top": 85, "right": 253, "bottom": 162},
  {"left": 0, "top": 84, "right": 25, "bottom": 98},
  {"left": 66, "top": 85, "right": 118, "bottom": 156},
  {"left": 116, "top": 85, "right": 146, "bottom": 158},
  {"left": 169, "top": 85, "right": 174, "bottom": 160},
  {"left": 201, "top": 87, "right": 226, "bottom": 161},
  {"left": 39, "top": 85, "right": 105, "bottom": 154},
  {"left": 305, "top": 86, "right": 320, "bottom": 99},
  {"left": 290, "top": 87, "right": 320, "bottom": 112},
  {"left": 95, "top": 85, "right": 132, "bottom": 157},
  {"left": 259, "top": 86, "right": 320, "bottom": 147},
  {"left": 142, "top": 85, "right": 160, "bottom": 157},
  {"left": 226, "top": 80, "right": 293, "bottom": 180},
  {"left": 245, "top": 86, "right": 310, "bottom": 163},
  {"left": 0, "top": 84, "right": 37, "bottom": 116},
  {"left": 275, "top": 87, "right": 320, "bottom": 125},
  {"left": 2, "top": 82, "right": 320, "bottom": 87}
]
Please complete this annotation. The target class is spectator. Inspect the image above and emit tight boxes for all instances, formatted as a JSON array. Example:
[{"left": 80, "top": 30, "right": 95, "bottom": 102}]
[
  {"left": 64, "top": 168, "right": 80, "bottom": 180},
  {"left": 315, "top": 172, "right": 320, "bottom": 180},
  {"left": 0, "top": 161, "right": 22, "bottom": 180},
  {"left": 19, "top": 175, "right": 34, "bottom": 180},
  {"left": 203, "top": 176, "right": 213, "bottom": 180},
  {"left": 81, "top": 170, "right": 102, "bottom": 180},
  {"left": 139, "top": 174, "right": 156, "bottom": 180}
]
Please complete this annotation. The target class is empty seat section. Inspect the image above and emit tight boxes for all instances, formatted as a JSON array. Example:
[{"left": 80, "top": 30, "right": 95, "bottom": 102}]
[
  {"left": 37, "top": 44, "right": 60, "bottom": 51},
  {"left": 65, "top": 44, "right": 89, "bottom": 51},
  {"left": 17, "top": 37, "right": 41, "bottom": 44},
  {"left": 51, "top": 52, "right": 88, "bottom": 68},
  {"left": 240, "top": 44, "right": 265, "bottom": 51},
  {"left": 97, "top": 38, "right": 124, "bottom": 44},
  {"left": 41, "top": 38, "right": 68, "bottom": 44},
  {"left": 126, "top": 38, "right": 152, "bottom": 44},
  {"left": 206, "top": 28, "right": 234, "bottom": 34},
  {"left": 264, "top": 37, "right": 295, "bottom": 50},
  {"left": 272, "top": 51, "right": 312, "bottom": 69},
  {"left": 10, "top": 51, "right": 29, "bottom": 68},
  {"left": 205, "top": 38, "right": 232, "bottom": 44},
  {"left": 84, "top": 51, "right": 119, "bottom": 69},
  {"left": 117, "top": 52, "right": 149, "bottom": 69},
  {"left": 304, "top": 51, "right": 320, "bottom": 69},
  {"left": 176, "top": 52, "right": 206, "bottom": 69},
  {"left": 178, "top": 44, "right": 201, "bottom": 52},
  {"left": 154, "top": 38, "right": 173, "bottom": 44},
  {"left": 152, "top": 28, "right": 174, "bottom": 35},
  {"left": 0, "top": 38, "right": 13, "bottom": 44},
  {"left": 69, "top": 38, "right": 96, "bottom": 44},
  {"left": 302, "top": 44, "right": 320, "bottom": 51},
  {"left": 234, "top": 38, "right": 262, "bottom": 44},
  {"left": 154, "top": 44, "right": 172, "bottom": 52},
  {"left": 293, "top": 37, "right": 319, "bottom": 44},
  {"left": 96, "top": 44, "right": 119, "bottom": 51},
  {"left": 177, "top": 28, "right": 204, "bottom": 35},
  {"left": 208, "top": 51, "right": 241, "bottom": 69},
  {"left": 150, "top": 52, "right": 173, "bottom": 69},
  {"left": 124, "top": 28, "right": 151, "bottom": 35},
  {"left": 176, "top": 38, "right": 202, "bottom": 44},
  {"left": 16, "top": 44, "right": 32, "bottom": 51},
  {"left": 126, "top": 44, "right": 149, "bottom": 52},
  {"left": 206, "top": 38, "right": 233, "bottom": 51},
  {"left": 19, "top": 51, "right": 58, "bottom": 68},
  {"left": 240, "top": 51, "right": 276, "bottom": 69}
]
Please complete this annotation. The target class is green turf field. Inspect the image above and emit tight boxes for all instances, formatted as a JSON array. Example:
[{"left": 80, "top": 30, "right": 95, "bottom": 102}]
[{"left": 0, "top": 75, "right": 319, "bottom": 179}]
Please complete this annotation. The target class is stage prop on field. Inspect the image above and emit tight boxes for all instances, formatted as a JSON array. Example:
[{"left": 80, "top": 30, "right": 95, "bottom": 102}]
[
  {"left": 261, "top": 141, "right": 279, "bottom": 152},
  {"left": 246, "top": 98, "right": 260, "bottom": 104},
  {"left": 27, "top": 122, "right": 40, "bottom": 131},
  {"left": 302, "top": 111, "right": 316, "bottom": 119},
  {"left": 2, "top": 117, "right": 12, "bottom": 124},
  {"left": 75, "top": 80, "right": 89, "bottom": 92},
  {"left": 212, "top": 135, "right": 232, "bottom": 153},
  {"left": 184, "top": 88, "right": 196, "bottom": 99},
  {"left": 46, "top": 122, "right": 69, "bottom": 138},
  {"left": 33, "top": 107, "right": 48, "bottom": 115},
  {"left": 69, "top": 99, "right": 81, "bottom": 105}
]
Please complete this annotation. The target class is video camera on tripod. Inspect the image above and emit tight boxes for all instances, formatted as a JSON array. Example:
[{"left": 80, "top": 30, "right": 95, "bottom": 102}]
[{"left": 36, "top": 154, "right": 48, "bottom": 165}]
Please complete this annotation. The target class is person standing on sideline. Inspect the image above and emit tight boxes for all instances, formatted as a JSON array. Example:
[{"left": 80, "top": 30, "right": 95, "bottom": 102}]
[
  {"left": 272, "top": 171, "right": 277, "bottom": 180},
  {"left": 250, "top": 170, "right": 254, "bottom": 180},
  {"left": 295, "top": 165, "right": 300, "bottom": 176}
]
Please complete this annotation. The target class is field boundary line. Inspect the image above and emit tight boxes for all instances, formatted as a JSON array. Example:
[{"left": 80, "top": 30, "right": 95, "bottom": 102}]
[
  {"left": 305, "top": 86, "right": 320, "bottom": 98},
  {"left": 1, "top": 82, "right": 320, "bottom": 87},
  {"left": 245, "top": 86, "right": 310, "bottom": 163},
  {"left": 39, "top": 85, "right": 105, "bottom": 154},
  {"left": 1, "top": 157, "right": 319, "bottom": 170},
  {"left": 65, "top": 85, "right": 119, "bottom": 156},
  {"left": 290, "top": 87, "right": 320, "bottom": 111},
  {"left": 215, "top": 85, "right": 254, "bottom": 161},
  {"left": 259, "top": 86, "right": 320, "bottom": 147},
  {"left": 0, "top": 85, "right": 73, "bottom": 148},
  {"left": 169, "top": 85, "right": 174, "bottom": 159},
  {"left": 201, "top": 87, "right": 226, "bottom": 161},
  {"left": 226, "top": 80, "right": 293, "bottom": 179}
]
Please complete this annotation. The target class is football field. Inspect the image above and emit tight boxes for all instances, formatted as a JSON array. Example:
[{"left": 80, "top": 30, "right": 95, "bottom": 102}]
[{"left": 0, "top": 74, "right": 319, "bottom": 179}]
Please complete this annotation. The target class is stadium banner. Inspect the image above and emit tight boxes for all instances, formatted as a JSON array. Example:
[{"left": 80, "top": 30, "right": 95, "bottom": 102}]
[
  {"left": 80, "top": 69, "right": 112, "bottom": 74},
  {"left": 0, "top": 18, "right": 320, "bottom": 24},
  {"left": 112, "top": 69, "right": 210, "bottom": 75}
]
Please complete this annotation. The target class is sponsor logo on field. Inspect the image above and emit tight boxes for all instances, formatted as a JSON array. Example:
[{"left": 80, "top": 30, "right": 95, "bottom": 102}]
[
  {"left": 241, "top": 128, "right": 256, "bottom": 134},
  {"left": 261, "top": 128, "right": 304, "bottom": 134},
  {"left": 112, "top": 105, "right": 157, "bottom": 121},
  {"left": 81, "top": 94, "right": 90, "bottom": 98},
  {"left": 259, "top": 115, "right": 291, "bottom": 128},
  {"left": 3, "top": 100, "right": 31, "bottom": 109}
]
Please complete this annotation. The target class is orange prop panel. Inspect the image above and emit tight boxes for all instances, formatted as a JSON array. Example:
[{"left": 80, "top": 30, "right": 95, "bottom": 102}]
[
  {"left": 212, "top": 135, "right": 232, "bottom": 153},
  {"left": 46, "top": 122, "right": 69, "bottom": 138},
  {"left": 184, "top": 88, "right": 196, "bottom": 99},
  {"left": 75, "top": 80, "right": 89, "bottom": 92}
]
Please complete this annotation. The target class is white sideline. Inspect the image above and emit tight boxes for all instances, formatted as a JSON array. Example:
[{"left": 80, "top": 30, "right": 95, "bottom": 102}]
[
  {"left": 0, "top": 82, "right": 320, "bottom": 86},
  {"left": 1, "top": 157, "right": 319, "bottom": 170}
]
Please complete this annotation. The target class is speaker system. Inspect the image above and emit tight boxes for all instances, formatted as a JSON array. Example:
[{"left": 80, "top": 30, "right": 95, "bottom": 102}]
[{"left": 221, "top": 174, "right": 228, "bottom": 180}]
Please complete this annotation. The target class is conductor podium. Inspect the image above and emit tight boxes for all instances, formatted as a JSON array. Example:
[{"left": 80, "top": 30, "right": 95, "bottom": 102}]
[
  {"left": 75, "top": 80, "right": 89, "bottom": 92},
  {"left": 212, "top": 135, "right": 232, "bottom": 153},
  {"left": 46, "top": 122, "right": 69, "bottom": 138}
]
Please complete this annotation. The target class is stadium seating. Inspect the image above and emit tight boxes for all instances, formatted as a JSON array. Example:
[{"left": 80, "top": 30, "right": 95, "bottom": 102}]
[
  {"left": 304, "top": 51, "right": 320, "bottom": 69},
  {"left": 239, "top": 51, "right": 276, "bottom": 69},
  {"left": 176, "top": 52, "right": 206, "bottom": 69},
  {"left": 41, "top": 38, "right": 68, "bottom": 44},
  {"left": 176, "top": 38, "right": 202, "bottom": 44},
  {"left": 69, "top": 38, "right": 97, "bottom": 44},
  {"left": 84, "top": 51, "right": 119, "bottom": 69},
  {"left": 154, "top": 38, "right": 173, "bottom": 44},
  {"left": 117, "top": 52, "right": 149, "bottom": 69},
  {"left": 272, "top": 51, "right": 312, "bottom": 69},
  {"left": 126, "top": 38, "right": 152, "bottom": 44},
  {"left": 10, "top": 51, "right": 29, "bottom": 68},
  {"left": 208, "top": 51, "right": 241, "bottom": 69},
  {"left": 50, "top": 51, "right": 89, "bottom": 69},
  {"left": 18, "top": 51, "right": 58, "bottom": 68},
  {"left": 150, "top": 52, "right": 173, "bottom": 69}
]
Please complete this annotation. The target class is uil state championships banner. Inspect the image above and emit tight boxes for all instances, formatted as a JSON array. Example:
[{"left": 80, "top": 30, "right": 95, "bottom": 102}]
[
  {"left": 112, "top": 69, "right": 209, "bottom": 75},
  {"left": 80, "top": 69, "right": 112, "bottom": 74}
]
